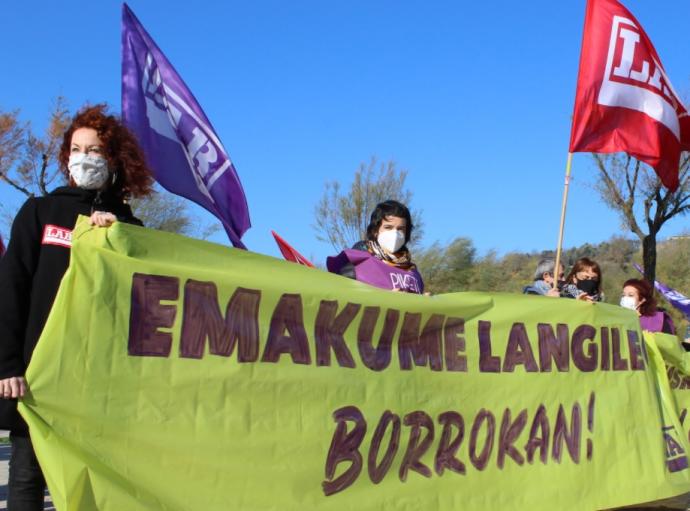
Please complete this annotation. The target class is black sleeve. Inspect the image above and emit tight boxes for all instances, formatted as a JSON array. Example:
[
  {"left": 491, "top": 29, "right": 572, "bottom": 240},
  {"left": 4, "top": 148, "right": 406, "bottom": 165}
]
[
  {"left": 0, "top": 199, "right": 41, "bottom": 378},
  {"left": 338, "top": 262, "right": 356, "bottom": 280},
  {"left": 124, "top": 216, "right": 144, "bottom": 227},
  {"left": 113, "top": 204, "right": 143, "bottom": 227}
]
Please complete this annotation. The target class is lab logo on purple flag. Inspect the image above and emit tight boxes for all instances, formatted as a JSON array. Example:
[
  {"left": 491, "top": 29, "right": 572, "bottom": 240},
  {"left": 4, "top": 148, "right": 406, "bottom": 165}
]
[{"left": 122, "top": 3, "right": 250, "bottom": 247}]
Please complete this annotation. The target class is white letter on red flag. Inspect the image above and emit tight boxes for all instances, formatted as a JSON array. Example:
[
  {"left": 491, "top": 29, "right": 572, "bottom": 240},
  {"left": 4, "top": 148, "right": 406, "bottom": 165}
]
[{"left": 569, "top": 0, "right": 690, "bottom": 191}]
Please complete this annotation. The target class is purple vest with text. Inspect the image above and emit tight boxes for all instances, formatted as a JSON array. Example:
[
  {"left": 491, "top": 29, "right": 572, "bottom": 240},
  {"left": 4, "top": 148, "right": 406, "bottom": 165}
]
[{"left": 327, "top": 249, "right": 424, "bottom": 294}]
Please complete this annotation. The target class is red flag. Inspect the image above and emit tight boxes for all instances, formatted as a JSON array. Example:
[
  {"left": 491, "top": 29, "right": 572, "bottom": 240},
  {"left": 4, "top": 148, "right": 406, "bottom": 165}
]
[
  {"left": 569, "top": 0, "right": 690, "bottom": 191},
  {"left": 0, "top": 235, "right": 5, "bottom": 257},
  {"left": 271, "top": 231, "right": 315, "bottom": 268}
]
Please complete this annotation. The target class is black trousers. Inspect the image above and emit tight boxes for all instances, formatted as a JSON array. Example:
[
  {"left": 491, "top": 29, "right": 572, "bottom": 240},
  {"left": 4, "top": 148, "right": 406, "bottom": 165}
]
[{"left": 8, "top": 433, "right": 46, "bottom": 511}]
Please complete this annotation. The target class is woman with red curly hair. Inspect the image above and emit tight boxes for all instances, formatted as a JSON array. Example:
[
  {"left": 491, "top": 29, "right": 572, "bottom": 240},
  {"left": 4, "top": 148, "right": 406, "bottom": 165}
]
[
  {"left": 620, "top": 278, "right": 676, "bottom": 334},
  {"left": 0, "top": 103, "right": 153, "bottom": 509}
]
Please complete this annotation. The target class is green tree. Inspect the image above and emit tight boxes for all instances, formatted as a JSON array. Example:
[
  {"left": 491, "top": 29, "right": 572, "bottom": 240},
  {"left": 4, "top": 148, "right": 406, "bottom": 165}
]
[
  {"left": 593, "top": 236, "right": 639, "bottom": 269},
  {"left": 655, "top": 236, "right": 690, "bottom": 339},
  {"left": 416, "top": 237, "right": 476, "bottom": 294},
  {"left": 493, "top": 252, "right": 537, "bottom": 293},
  {"left": 465, "top": 251, "right": 502, "bottom": 292},
  {"left": 314, "top": 157, "right": 424, "bottom": 251},
  {"left": 656, "top": 236, "right": 690, "bottom": 289}
]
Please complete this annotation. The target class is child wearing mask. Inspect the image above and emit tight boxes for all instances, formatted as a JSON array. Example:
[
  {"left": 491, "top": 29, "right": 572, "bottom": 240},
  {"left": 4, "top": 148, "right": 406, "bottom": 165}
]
[
  {"left": 561, "top": 257, "right": 603, "bottom": 302},
  {"left": 327, "top": 200, "right": 424, "bottom": 294}
]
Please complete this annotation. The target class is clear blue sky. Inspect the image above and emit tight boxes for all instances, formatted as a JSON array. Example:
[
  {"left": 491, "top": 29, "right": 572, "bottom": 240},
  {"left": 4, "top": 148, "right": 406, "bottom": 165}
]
[{"left": 2, "top": 0, "right": 689, "bottom": 264}]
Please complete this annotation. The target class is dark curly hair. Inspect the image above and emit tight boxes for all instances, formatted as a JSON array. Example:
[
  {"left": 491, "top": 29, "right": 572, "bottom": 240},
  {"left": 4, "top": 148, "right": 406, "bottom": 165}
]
[
  {"left": 622, "top": 278, "right": 658, "bottom": 316},
  {"left": 365, "top": 200, "right": 413, "bottom": 244},
  {"left": 58, "top": 104, "right": 153, "bottom": 199}
]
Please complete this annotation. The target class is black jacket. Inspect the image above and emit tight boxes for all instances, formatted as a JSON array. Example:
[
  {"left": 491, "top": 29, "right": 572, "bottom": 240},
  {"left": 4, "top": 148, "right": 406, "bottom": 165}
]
[{"left": 0, "top": 186, "right": 141, "bottom": 430}]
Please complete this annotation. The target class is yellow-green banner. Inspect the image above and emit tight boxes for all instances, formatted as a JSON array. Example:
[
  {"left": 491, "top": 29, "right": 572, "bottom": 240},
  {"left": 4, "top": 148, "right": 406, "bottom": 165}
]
[
  {"left": 18, "top": 218, "right": 690, "bottom": 510},
  {"left": 652, "top": 331, "right": 690, "bottom": 483}
]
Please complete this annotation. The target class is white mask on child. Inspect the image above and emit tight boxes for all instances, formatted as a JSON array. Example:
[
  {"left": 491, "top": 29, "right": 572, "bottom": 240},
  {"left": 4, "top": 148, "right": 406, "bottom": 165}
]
[{"left": 377, "top": 230, "right": 405, "bottom": 253}]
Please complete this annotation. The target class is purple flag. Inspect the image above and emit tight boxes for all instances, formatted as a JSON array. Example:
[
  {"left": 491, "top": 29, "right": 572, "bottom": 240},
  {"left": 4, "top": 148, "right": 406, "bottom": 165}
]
[
  {"left": 121, "top": 4, "right": 250, "bottom": 248},
  {"left": 634, "top": 263, "right": 690, "bottom": 320}
]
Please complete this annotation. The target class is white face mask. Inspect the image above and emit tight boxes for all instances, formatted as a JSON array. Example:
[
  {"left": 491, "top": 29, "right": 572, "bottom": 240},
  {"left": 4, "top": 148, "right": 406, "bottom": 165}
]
[
  {"left": 620, "top": 296, "right": 638, "bottom": 311},
  {"left": 68, "top": 153, "right": 111, "bottom": 190},
  {"left": 377, "top": 229, "right": 405, "bottom": 253}
]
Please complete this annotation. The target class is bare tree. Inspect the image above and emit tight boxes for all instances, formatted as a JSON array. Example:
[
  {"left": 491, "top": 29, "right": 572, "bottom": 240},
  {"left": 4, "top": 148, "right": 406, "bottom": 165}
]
[
  {"left": 0, "top": 100, "right": 218, "bottom": 239},
  {"left": 314, "top": 157, "right": 424, "bottom": 251},
  {"left": 129, "top": 192, "right": 220, "bottom": 239},
  {"left": 0, "top": 97, "right": 70, "bottom": 197},
  {"left": 592, "top": 153, "right": 690, "bottom": 283}
]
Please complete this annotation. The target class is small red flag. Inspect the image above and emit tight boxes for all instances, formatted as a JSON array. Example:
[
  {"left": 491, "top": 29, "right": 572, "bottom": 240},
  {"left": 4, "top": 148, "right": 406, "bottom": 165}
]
[
  {"left": 271, "top": 231, "right": 315, "bottom": 268},
  {"left": 0, "top": 235, "right": 5, "bottom": 257},
  {"left": 569, "top": 0, "right": 690, "bottom": 191}
]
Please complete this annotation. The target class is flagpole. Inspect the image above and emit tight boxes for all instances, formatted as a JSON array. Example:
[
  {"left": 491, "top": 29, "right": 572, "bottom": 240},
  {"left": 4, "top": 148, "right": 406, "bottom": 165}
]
[{"left": 553, "top": 152, "right": 573, "bottom": 290}]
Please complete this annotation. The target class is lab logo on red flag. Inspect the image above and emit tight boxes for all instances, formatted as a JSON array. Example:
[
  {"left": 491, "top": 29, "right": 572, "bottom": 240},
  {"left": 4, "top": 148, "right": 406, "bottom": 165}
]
[
  {"left": 570, "top": 0, "right": 690, "bottom": 191},
  {"left": 599, "top": 15, "right": 680, "bottom": 138}
]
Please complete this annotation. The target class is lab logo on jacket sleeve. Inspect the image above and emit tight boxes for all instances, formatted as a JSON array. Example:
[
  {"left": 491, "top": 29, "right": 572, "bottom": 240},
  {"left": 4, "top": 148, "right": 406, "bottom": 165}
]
[{"left": 42, "top": 225, "right": 72, "bottom": 248}]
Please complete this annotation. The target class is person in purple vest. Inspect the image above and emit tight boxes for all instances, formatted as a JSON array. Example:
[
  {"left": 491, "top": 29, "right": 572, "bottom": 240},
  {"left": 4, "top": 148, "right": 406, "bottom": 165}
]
[
  {"left": 326, "top": 200, "right": 424, "bottom": 294},
  {"left": 620, "top": 278, "right": 675, "bottom": 334}
]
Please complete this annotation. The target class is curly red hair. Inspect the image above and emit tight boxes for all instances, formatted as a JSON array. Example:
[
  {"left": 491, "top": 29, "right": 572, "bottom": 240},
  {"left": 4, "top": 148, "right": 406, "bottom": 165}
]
[
  {"left": 622, "top": 278, "right": 658, "bottom": 316},
  {"left": 59, "top": 104, "right": 153, "bottom": 198}
]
